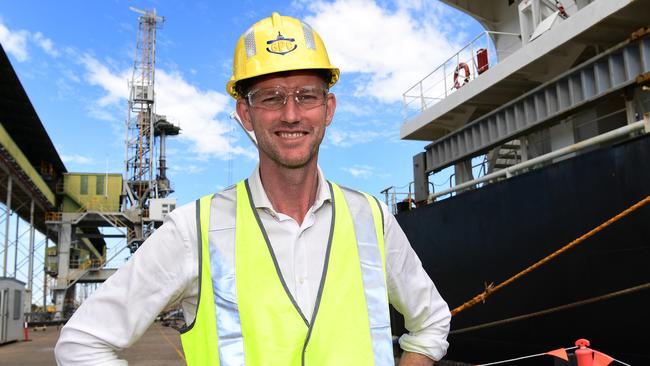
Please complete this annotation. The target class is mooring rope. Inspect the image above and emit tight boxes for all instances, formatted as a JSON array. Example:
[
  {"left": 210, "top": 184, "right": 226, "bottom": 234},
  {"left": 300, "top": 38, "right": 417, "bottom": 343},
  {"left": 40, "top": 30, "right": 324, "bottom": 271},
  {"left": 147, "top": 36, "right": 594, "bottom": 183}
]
[
  {"left": 451, "top": 195, "right": 650, "bottom": 317},
  {"left": 476, "top": 346, "right": 578, "bottom": 366},
  {"left": 451, "top": 282, "right": 650, "bottom": 335},
  {"left": 476, "top": 345, "right": 632, "bottom": 366}
]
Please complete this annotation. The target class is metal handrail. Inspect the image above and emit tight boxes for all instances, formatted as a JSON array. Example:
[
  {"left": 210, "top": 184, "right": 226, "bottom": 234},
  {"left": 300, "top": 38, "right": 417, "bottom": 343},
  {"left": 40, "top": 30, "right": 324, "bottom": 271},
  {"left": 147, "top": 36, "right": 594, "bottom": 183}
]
[{"left": 402, "top": 30, "right": 520, "bottom": 119}]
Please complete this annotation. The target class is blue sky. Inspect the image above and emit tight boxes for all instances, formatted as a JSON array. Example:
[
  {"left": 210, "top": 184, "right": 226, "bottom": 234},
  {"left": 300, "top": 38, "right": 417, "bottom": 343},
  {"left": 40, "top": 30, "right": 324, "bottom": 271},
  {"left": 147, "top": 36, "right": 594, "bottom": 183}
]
[{"left": 0, "top": 1, "right": 482, "bottom": 287}]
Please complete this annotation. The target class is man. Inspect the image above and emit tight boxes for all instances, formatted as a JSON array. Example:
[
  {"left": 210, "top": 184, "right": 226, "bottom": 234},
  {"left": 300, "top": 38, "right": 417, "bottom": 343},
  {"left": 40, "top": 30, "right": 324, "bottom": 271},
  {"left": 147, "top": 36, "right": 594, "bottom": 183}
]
[{"left": 55, "top": 12, "right": 450, "bottom": 366}]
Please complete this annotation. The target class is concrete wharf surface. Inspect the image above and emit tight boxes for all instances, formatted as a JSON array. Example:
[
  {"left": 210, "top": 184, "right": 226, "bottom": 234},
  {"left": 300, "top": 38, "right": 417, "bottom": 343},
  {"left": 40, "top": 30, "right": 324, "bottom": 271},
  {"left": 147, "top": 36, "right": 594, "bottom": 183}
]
[{"left": 0, "top": 322, "right": 186, "bottom": 365}]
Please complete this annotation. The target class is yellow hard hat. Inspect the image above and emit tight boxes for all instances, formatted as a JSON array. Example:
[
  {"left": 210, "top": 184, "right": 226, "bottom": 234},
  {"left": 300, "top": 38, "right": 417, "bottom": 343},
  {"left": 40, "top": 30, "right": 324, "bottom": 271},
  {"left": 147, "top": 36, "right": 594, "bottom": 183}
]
[{"left": 226, "top": 12, "right": 340, "bottom": 99}]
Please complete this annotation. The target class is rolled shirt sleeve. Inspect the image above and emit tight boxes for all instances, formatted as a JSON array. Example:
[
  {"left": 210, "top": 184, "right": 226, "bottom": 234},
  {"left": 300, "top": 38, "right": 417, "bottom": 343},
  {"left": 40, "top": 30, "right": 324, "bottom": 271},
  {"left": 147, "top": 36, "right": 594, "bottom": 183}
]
[
  {"left": 381, "top": 203, "right": 451, "bottom": 361},
  {"left": 54, "top": 204, "right": 198, "bottom": 365}
]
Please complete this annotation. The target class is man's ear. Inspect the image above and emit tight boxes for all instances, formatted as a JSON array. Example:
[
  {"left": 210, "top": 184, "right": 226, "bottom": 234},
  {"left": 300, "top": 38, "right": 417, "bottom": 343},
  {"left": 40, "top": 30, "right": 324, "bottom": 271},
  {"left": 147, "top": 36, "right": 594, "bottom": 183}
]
[
  {"left": 236, "top": 99, "right": 254, "bottom": 131},
  {"left": 325, "top": 93, "right": 336, "bottom": 127}
]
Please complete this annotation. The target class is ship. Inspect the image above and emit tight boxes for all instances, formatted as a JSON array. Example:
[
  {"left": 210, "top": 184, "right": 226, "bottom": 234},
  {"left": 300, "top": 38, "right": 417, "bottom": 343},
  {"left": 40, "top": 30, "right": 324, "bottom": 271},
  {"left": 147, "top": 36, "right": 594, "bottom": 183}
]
[{"left": 390, "top": 0, "right": 650, "bottom": 364}]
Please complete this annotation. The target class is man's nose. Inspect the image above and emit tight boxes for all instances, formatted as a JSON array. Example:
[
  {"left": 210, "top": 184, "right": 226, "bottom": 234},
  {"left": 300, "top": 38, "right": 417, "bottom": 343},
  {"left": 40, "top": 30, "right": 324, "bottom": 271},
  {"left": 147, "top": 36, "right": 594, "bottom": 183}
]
[{"left": 280, "top": 96, "right": 300, "bottom": 123}]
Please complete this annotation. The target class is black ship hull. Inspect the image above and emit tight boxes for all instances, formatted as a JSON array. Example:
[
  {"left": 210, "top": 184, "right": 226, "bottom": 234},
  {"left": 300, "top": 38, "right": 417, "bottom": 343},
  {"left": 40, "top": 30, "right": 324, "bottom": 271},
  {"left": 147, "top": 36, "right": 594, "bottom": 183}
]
[{"left": 394, "top": 134, "right": 650, "bottom": 365}]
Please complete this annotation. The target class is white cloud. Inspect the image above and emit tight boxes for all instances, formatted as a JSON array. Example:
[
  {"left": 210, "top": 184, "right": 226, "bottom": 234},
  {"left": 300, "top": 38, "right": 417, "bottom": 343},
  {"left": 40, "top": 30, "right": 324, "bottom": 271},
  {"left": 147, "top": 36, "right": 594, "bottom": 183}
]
[
  {"left": 0, "top": 22, "right": 29, "bottom": 61},
  {"left": 62, "top": 67, "right": 81, "bottom": 83},
  {"left": 61, "top": 154, "right": 93, "bottom": 165},
  {"left": 78, "top": 54, "right": 255, "bottom": 160},
  {"left": 169, "top": 164, "right": 205, "bottom": 175},
  {"left": 303, "top": 0, "right": 463, "bottom": 103},
  {"left": 336, "top": 101, "right": 374, "bottom": 117},
  {"left": 342, "top": 164, "right": 375, "bottom": 179},
  {"left": 80, "top": 54, "right": 130, "bottom": 107},
  {"left": 87, "top": 108, "right": 117, "bottom": 122},
  {"left": 155, "top": 70, "right": 255, "bottom": 159},
  {"left": 0, "top": 22, "right": 61, "bottom": 61},
  {"left": 327, "top": 127, "right": 393, "bottom": 147},
  {"left": 32, "top": 32, "right": 59, "bottom": 57}
]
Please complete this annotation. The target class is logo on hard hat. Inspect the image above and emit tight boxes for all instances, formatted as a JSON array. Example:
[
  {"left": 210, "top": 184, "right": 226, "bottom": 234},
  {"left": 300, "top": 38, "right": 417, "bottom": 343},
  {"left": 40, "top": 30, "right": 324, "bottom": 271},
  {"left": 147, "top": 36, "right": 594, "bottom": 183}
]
[{"left": 266, "top": 32, "right": 297, "bottom": 55}]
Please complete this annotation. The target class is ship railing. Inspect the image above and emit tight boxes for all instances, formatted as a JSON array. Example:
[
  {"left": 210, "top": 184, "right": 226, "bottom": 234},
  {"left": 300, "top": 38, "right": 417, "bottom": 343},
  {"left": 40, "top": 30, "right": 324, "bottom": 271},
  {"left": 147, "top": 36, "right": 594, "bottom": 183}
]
[
  {"left": 429, "top": 156, "right": 490, "bottom": 202},
  {"left": 384, "top": 156, "right": 491, "bottom": 213},
  {"left": 428, "top": 117, "right": 650, "bottom": 203},
  {"left": 468, "top": 155, "right": 489, "bottom": 182},
  {"left": 402, "top": 30, "right": 520, "bottom": 120},
  {"left": 381, "top": 183, "right": 416, "bottom": 215},
  {"left": 381, "top": 181, "right": 447, "bottom": 215}
]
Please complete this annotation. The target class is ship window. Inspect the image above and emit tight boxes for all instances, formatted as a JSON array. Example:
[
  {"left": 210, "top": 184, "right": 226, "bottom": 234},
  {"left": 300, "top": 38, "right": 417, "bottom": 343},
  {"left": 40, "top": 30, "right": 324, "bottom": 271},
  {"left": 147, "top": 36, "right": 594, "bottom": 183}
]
[
  {"left": 96, "top": 175, "right": 105, "bottom": 195},
  {"left": 80, "top": 176, "right": 88, "bottom": 195},
  {"left": 14, "top": 289, "right": 21, "bottom": 320}
]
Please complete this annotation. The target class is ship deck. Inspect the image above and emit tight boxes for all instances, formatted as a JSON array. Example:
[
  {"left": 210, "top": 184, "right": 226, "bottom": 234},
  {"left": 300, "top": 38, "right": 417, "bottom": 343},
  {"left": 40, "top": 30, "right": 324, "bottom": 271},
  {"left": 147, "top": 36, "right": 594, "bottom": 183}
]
[{"left": 0, "top": 322, "right": 185, "bottom": 365}]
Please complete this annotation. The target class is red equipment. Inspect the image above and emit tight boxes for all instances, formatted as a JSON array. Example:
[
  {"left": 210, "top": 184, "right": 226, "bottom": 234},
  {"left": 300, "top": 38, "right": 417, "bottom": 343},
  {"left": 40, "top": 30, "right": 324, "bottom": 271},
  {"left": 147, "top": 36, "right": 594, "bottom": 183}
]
[
  {"left": 477, "top": 48, "right": 489, "bottom": 74},
  {"left": 23, "top": 321, "right": 30, "bottom": 341}
]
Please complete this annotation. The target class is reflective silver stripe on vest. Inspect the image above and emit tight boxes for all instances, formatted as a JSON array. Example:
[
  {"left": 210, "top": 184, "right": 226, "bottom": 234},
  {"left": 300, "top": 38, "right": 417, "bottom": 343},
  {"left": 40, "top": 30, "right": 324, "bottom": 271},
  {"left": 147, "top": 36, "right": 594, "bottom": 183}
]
[
  {"left": 340, "top": 186, "right": 394, "bottom": 366},
  {"left": 208, "top": 190, "right": 244, "bottom": 365}
]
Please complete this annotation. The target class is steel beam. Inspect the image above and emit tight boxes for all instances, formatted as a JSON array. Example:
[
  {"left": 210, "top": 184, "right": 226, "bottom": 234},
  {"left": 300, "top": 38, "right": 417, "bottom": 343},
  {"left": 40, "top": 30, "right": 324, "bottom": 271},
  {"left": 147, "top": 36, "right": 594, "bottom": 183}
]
[
  {"left": 43, "top": 237, "right": 48, "bottom": 310},
  {"left": 27, "top": 199, "right": 35, "bottom": 314},
  {"left": 3, "top": 176, "right": 11, "bottom": 277},
  {"left": 413, "top": 152, "right": 429, "bottom": 203},
  {"left": 13, "top": 210, "right": 18, "bottom": 277},
  {"left": 53, "top": 223, "right": 71, "bottom": 317},
  {"left": 429, "top": 120, "right": 648, "bottom": 201}
]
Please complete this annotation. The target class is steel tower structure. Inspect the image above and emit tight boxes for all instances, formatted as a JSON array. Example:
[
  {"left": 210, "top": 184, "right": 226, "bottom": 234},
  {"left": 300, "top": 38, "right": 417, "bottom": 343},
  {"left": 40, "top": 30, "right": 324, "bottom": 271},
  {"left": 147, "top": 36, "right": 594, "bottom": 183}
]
[
  {"left": 124, "top": 7, "right": 179, "bottom": 251},
  {"left": 125, "top": 7, "right": 162, "bottom": 206}
]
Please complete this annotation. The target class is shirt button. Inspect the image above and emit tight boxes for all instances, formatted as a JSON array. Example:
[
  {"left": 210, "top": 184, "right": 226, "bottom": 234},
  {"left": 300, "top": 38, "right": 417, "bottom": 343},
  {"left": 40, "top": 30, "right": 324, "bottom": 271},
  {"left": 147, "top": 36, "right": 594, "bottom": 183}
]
[{"left": 299, "top": 278, "right": 305, "bottom": 285}]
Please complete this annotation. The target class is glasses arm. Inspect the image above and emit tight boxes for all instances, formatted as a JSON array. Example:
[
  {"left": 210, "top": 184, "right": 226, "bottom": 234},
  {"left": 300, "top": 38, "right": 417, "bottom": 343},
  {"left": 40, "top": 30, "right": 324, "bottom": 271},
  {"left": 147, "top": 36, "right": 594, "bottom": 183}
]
[{"left": 229, "top": 110, "right": 258, "bottom": 148}]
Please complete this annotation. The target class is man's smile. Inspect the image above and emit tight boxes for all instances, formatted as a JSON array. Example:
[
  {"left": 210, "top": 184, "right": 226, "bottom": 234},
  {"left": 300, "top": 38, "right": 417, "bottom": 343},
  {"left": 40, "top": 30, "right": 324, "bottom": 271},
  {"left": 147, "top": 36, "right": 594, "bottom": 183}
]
[{"left": 275, "top": 131, "right": 308, "bottom": 139}]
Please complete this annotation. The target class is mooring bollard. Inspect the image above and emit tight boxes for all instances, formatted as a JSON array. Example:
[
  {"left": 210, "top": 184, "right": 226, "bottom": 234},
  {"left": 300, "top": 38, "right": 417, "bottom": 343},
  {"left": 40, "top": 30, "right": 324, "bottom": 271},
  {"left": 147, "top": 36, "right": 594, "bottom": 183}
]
[{"left": 574, "top": 338, "right": 593, "bottom": 366}]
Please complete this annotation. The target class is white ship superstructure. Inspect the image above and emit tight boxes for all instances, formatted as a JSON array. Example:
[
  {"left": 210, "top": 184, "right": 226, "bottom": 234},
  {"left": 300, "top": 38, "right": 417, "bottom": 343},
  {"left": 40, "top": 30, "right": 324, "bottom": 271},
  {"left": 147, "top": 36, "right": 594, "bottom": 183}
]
[{"left": 400, "top": 0, "right": 650, "bottom": 204}]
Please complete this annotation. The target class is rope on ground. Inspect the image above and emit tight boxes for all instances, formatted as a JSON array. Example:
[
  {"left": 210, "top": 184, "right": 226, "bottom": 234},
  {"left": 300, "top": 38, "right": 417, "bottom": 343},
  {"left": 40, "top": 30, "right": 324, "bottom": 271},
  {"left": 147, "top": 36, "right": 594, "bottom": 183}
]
[
  {"left": 476, "top": 346, "right": 578, "bottom": 366},
  {"left": 450, "top": 282, "right": 650, "bottom": 335},
  {"left": 451, "top": 194, "right": 650, "bottom": 317},
  {"left": 157, "top": 325, "right": 185, "bottom": 361}
]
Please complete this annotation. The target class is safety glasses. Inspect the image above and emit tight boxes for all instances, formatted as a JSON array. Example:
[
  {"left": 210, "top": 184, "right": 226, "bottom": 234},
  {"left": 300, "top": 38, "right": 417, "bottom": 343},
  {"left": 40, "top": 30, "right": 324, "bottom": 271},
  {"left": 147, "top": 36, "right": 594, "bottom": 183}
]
[{"left": 245, "top": 85, "right": 329, "bottom": 111}]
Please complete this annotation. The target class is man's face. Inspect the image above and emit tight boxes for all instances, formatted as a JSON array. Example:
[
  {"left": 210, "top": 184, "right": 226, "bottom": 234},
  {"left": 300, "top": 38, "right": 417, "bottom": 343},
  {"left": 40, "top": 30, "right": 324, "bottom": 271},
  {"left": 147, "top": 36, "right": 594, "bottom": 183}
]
[{"left": 237, "top": 71, "right": 336, "bottom": 170}]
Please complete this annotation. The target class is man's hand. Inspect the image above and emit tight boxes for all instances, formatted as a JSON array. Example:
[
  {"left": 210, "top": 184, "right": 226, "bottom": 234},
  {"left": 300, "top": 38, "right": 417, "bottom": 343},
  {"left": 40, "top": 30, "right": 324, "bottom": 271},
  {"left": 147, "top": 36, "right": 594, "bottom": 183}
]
[{"left": 398, "top": 351, "right": 434, "bottom": 366}]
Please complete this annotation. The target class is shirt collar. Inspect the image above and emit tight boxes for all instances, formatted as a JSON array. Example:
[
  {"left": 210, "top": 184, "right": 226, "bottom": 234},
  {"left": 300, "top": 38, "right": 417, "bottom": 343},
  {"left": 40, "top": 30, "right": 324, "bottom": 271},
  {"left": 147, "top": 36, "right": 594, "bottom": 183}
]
[{"left": 248, "top": 164, "right": 331, "bottom": 214}]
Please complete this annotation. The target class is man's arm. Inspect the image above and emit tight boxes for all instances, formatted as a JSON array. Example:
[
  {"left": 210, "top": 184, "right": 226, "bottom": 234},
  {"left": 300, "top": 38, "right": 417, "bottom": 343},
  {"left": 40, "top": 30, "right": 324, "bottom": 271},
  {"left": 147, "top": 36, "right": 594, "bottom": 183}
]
[
  {"left": 54, "top": 205, "right": 198, "bottom": 365},
  {"left": 381, "top": 202, "right": 451, "bottom": 363},
  {"left": 399, "top": 351, "right": 435, "bottom": 366}
]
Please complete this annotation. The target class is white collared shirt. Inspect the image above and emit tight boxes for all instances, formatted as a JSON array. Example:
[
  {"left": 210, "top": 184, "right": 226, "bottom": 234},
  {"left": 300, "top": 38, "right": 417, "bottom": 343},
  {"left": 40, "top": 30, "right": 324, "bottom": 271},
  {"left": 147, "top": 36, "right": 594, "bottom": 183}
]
[{"left": 55, "top": 167, "right": 450, "bottom": 365}]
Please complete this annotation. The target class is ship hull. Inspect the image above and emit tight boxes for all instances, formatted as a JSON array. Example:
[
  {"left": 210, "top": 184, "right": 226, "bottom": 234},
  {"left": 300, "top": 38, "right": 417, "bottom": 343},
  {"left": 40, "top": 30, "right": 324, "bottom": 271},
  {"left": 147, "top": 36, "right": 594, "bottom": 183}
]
[{"left": 395, "top": 133, "right": 650, "bottom": 365}]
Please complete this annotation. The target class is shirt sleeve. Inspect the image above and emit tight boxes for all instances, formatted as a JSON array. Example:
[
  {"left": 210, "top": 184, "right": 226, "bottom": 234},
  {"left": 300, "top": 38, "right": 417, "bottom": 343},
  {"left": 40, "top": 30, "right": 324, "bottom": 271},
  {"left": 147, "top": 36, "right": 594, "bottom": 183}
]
[
  {"left": 54, "top": 203, "right": 198, "bottom": 365},
  {"left": 381, "top": 202, "right": 451, "bottom": 361}
]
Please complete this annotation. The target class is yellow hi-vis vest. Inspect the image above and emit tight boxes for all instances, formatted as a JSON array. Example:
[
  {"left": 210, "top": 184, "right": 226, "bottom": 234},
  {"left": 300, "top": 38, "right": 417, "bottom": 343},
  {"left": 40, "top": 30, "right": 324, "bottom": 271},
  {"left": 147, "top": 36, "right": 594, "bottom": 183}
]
[{"left": 180, "top": 180, "right": 393, "bottom": 365}]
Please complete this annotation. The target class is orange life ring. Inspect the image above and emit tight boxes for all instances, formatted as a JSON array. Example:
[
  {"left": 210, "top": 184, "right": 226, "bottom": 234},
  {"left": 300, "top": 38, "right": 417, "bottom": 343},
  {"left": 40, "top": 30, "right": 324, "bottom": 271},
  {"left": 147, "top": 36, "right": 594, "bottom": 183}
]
[{"left": 453, "top": 62, "right": 470, "bottom": 89}]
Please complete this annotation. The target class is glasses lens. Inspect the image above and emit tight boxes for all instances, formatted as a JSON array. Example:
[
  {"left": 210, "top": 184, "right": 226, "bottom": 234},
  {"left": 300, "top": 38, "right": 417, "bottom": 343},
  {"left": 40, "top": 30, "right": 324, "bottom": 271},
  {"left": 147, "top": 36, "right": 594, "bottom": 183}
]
[
  {"left": 248, "top": 86, "right": 328, "bottom": 110},
  {"left": 249, "top": 88, "right": 286, "bottom": 109},
  {"left": 294, "top": 87, "right": 327, "bottom": 108}
]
